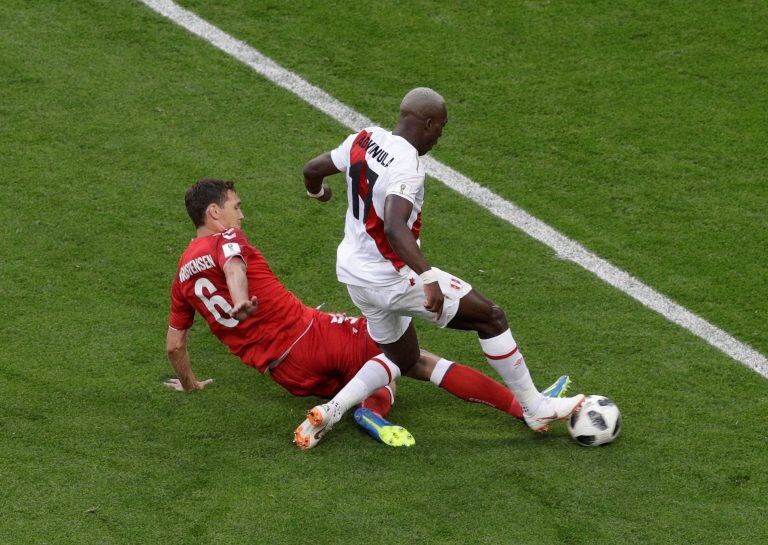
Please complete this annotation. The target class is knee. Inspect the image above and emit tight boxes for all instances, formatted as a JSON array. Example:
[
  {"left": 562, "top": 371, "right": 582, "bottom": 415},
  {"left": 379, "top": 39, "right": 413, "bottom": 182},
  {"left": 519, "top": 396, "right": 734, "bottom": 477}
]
[
  {"left": 481, "top": 304, "right": 508, "bottom": 337},
  {"left": 397, "top": 350, "right": 421, "bottom": 375},
  {"left": 405, "top": 354, "right": 436, "bottom": 381},
  {"left": 382, "top": 346, "right": 420, "bottom": 376}
]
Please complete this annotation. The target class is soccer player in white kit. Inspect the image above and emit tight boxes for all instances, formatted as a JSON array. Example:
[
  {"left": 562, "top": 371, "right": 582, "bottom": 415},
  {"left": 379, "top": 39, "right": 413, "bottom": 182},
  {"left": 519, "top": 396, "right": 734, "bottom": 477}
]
[{"left": 296, "top": 87, "right": 585, "bottom": 448}]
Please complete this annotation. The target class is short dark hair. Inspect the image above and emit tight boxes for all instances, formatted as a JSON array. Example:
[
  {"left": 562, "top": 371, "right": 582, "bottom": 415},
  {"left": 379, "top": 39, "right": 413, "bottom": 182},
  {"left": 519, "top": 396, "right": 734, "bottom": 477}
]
[{"left": 184, "top": 179, "right": 236, "bottom": 227}]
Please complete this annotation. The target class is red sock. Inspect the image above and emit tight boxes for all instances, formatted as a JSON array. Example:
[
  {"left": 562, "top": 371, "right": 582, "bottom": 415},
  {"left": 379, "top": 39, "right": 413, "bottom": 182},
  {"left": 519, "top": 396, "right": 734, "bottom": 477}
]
[
  {"left": 358, "top": 386, "right": 393, "bottom": 418},
  {"left": 438, "top": 363, "right": 523, "bottom": 419}
]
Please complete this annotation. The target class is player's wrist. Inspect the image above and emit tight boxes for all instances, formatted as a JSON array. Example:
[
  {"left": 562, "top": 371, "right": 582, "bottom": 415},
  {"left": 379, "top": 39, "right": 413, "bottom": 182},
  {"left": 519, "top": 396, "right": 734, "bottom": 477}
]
[
  {"left": 306, "top": 185, "right": 325, "bottom": 199},
  {"left": 420, "top": 268, "right": 439, "bottom": 284}
]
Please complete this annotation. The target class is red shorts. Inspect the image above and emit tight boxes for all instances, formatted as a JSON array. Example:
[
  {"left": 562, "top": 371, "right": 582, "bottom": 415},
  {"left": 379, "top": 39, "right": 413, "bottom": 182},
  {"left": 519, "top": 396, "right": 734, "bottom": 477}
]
[{"left": 269, "top": 310, "right": 380, "bottom": 398}]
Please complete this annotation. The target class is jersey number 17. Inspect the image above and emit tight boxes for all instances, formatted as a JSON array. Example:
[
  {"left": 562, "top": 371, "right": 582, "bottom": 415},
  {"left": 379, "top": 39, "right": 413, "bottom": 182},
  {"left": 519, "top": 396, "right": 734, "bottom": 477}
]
[{"left": 349, "top": 160, "right": 379, "bottom": 222}]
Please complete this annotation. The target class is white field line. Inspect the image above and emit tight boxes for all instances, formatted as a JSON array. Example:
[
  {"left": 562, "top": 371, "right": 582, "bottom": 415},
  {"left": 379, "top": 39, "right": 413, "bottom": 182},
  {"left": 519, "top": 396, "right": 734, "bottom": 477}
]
[{"left": 139, "top": 0, "right": 768, "bottom": 379}]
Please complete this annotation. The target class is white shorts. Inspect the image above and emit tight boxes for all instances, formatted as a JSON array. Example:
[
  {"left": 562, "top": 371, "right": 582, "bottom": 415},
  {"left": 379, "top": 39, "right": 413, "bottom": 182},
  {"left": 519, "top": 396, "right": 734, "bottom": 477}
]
[{"left": 346, "top": 267, "right": 473, "bottom": 344}]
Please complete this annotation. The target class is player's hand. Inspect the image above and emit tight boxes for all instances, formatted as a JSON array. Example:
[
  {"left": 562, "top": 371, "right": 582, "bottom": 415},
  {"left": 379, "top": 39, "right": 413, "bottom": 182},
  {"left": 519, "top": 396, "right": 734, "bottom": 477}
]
[
  {"left": 163, "top": 378, "right": 213, "bottom": 392},
  {"left": 308, "top": 183, "right": 332, "bottom": 203},
  {"left": 423, "top": 281, "right": 444, "bottom": 320},
  {"left": 229, "top": 296, "right": 258, "bottom": 321}
]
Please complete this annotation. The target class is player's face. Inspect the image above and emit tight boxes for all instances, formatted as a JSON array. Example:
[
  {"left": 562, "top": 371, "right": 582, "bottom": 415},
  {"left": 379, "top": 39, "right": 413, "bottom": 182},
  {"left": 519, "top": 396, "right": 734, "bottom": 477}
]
[{"left": 219, "top": 190, "right": 244, "bottom": 229}]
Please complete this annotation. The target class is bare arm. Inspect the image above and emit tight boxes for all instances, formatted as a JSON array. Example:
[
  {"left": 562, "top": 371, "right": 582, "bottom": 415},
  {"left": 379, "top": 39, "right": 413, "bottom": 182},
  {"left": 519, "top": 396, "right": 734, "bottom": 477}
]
[
  {"left": 164, "top": 328, "right": 213, "bottom": 391},
  {"left": 383, "top": 195, "right": 430, "bottom": 273},
  {"left": 223, "top": 257, "right": 258, "bottom": 321},
  {"left": 383, "top": 194, "right": 444, "bottom": 317},
  {"left": 303, "top": 152, "right": 340, "bottom": 202}
]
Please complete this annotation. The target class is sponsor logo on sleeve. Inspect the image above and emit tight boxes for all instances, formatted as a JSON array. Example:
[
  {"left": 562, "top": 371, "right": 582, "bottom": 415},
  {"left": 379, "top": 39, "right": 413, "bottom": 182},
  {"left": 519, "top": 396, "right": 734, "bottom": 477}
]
[{"left": 223, "top": 242, "right": 241, "bottom": 258}]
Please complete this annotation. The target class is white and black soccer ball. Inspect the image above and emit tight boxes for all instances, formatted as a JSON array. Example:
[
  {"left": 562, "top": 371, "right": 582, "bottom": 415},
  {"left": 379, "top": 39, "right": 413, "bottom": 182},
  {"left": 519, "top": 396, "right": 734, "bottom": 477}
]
[{"left": 567, "top": 395, "right": 621, "bottom": 447}]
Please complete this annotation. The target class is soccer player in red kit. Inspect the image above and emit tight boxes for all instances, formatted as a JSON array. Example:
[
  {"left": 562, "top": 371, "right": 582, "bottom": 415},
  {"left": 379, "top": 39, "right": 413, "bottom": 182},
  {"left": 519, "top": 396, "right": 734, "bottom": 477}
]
[{"left": 166, "top": 179, "right": 570, "bottom": 449}]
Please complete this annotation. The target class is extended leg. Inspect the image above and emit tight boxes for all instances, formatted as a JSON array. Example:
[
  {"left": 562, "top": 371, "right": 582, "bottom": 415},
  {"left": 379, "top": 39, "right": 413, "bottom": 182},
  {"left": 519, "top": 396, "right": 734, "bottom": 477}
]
[
  {"left": 293, "top": 324, "right": 420, "bottom": 450},
  {"left": 448, "top": 290, "right": 585, "bottom": 431},
  {"left": 408, "top": 351, "right": 572, "bottom": 420}
]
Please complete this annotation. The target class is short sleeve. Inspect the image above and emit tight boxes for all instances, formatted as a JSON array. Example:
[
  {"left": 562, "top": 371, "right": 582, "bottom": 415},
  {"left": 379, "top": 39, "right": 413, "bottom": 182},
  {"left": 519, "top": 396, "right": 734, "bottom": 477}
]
[
  {"left": 329, "top": 132, "right": 357, "bottom": 171},
  {"left": 385, "top": 164, "right": 424, "bottom": 205},
  {"left": 169, "top": 279, "right": 194, "bottom": 331},
  {"left": 213, "top": 228, "right": 250, "bottom": 269}
]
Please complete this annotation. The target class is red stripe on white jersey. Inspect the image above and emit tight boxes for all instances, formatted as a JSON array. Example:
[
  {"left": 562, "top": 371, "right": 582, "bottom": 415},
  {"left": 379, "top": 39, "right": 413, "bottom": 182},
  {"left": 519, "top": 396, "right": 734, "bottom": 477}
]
[{"left": 364, "top": 209, "right": 421, "bottom": 271}]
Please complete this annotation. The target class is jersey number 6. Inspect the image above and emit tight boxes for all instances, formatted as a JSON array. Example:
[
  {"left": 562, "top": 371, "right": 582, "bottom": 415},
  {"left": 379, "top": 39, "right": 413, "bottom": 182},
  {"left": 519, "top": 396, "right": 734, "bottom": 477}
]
[{"left": 194, "top": 277, "right": 238, "bottom": 328}]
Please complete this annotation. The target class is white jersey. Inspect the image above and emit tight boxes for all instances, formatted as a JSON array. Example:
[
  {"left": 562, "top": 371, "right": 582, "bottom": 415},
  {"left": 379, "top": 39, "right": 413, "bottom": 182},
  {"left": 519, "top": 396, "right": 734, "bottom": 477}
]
[{"left": 330, "top": 126, "right": 425, "bottom": 288}]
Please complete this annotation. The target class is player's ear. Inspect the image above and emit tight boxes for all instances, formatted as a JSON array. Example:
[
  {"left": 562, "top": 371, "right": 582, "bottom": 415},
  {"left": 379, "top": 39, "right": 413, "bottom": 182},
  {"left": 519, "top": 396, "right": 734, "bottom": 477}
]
[{"left": 206, "top": 202, "right": 221, "bottom": 221}]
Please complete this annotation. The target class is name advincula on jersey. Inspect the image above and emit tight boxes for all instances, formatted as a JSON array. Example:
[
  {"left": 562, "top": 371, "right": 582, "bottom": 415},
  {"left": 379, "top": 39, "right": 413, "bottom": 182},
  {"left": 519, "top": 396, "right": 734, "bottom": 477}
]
[{"left": 356, "top": 134, "right": 396, "bottom": 168}]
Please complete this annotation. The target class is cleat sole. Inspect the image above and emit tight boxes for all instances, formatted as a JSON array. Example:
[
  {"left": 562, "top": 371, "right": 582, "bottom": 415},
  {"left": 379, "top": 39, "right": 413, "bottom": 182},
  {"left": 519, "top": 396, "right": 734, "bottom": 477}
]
[
  {"left": 353, "top": 408, "right": 415, "bottom": 447},
  {"left": 293, "top": 430, "right": 310, "bottom": 450},
  {"left": 308, "top": 407, "right": 325, "bottom": 427},
  {"left": 378, "top": 425, "right": 415, "bottom": 447}
]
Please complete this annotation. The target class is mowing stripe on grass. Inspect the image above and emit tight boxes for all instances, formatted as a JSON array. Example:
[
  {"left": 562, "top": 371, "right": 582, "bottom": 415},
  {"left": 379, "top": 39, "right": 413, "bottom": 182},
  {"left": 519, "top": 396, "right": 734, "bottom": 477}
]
[{"left": 138, "top": 0, "right": 768, "bottom": 379}]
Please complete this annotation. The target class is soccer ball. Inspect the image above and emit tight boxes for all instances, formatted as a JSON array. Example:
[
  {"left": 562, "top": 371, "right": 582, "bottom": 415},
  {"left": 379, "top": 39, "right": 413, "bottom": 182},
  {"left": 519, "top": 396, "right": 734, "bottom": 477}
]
[{"left": 567, "top": 395, "right": 621, "bottom": 447}]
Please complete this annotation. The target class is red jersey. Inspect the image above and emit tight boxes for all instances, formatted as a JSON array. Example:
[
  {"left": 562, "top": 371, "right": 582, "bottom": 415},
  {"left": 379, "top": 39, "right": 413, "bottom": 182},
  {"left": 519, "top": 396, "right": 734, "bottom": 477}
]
[{"left": 168, "top": 227, "right": 315, "bottom": 372}]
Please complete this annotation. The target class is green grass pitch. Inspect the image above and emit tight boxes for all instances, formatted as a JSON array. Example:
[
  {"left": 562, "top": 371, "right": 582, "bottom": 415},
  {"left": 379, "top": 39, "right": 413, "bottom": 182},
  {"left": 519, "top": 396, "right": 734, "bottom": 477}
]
[{"left": 1, "top": 1, "right": 766, "bottom": 543}]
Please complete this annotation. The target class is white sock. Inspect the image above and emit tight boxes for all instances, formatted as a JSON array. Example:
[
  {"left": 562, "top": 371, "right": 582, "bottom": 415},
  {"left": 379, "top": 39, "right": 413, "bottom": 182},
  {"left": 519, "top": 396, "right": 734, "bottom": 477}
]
[
  {"left": 429, "top": 358, "right": 454, "bottom": 386},
  {"left": 479, "top": 329, "right": 541, "bottom": 413},
  {"left": 328, "top": 355, "right": 401, "bottom": 416}
]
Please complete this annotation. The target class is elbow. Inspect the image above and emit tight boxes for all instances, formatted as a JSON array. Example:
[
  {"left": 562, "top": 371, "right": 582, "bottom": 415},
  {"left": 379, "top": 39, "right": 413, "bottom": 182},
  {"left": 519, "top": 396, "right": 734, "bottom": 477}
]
[
  {"left": 302, "top": 159, "right": 319, "bottom": 180},
  {"left": 303, "top": 153, "right": 337, "bottom": 180}
]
